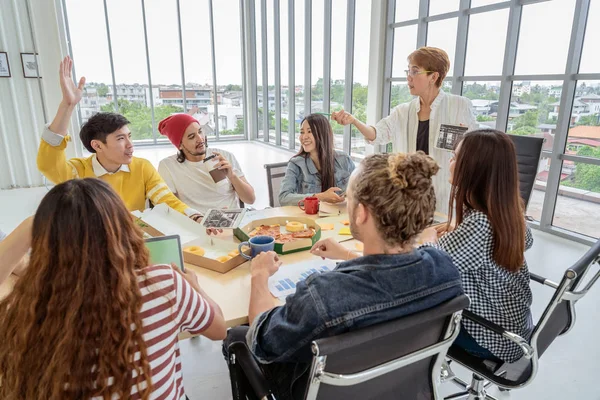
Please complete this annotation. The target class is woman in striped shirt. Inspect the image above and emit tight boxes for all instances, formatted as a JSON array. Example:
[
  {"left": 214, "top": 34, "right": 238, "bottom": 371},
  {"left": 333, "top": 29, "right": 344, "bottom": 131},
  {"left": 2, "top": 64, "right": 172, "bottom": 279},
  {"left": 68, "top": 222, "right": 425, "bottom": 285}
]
[{"left": 0, "top": 178, "right": 226, "bottom": 399}]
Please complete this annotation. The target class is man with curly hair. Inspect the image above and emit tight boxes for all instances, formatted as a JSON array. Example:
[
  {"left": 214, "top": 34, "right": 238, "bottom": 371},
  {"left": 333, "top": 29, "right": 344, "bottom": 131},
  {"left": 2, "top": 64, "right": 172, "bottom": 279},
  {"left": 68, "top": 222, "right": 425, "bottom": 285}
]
[{"left": 224, "top": 151, "right": 464, "bottom": 399}]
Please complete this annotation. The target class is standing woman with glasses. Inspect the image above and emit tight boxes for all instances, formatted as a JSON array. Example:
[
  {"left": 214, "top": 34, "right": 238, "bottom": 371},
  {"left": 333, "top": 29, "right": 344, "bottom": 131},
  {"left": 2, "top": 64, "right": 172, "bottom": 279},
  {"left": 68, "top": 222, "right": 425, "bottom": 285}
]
[{"left": 332, "top": 47, "right": 478, "bottom": 213}]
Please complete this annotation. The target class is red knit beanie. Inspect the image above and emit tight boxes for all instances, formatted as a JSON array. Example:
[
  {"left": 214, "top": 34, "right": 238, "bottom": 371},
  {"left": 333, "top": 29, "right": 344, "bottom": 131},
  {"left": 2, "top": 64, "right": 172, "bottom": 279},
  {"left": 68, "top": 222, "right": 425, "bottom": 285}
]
[{"left": 158, "top": 114, "right": 199, "bottom": 148}]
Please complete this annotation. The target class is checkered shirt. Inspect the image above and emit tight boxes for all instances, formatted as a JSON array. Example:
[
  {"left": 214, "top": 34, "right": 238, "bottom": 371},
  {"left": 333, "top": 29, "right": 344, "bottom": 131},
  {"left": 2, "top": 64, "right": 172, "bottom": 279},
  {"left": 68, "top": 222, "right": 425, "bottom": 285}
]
[{"left": 433, "top": 210, "right": 533, "bottom": 363}]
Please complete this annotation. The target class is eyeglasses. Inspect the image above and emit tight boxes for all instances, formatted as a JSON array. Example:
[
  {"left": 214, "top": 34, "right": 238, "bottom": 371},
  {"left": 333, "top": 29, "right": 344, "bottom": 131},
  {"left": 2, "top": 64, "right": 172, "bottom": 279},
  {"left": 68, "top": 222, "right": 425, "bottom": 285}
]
[{"left": 404, "top": 69, "right": 433, "bottom": 78}]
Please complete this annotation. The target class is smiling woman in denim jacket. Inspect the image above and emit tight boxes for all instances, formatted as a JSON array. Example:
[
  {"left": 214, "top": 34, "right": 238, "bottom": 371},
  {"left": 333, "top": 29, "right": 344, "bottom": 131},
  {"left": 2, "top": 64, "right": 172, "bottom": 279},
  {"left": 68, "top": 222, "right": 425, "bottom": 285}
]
[{"left": 278, "top": 114, "right": 355, "bottom": 206}]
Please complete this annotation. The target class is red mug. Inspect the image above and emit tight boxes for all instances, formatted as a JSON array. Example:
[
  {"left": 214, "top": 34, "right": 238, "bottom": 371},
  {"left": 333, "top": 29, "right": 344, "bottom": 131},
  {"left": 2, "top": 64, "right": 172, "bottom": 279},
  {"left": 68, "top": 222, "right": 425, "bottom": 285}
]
[{"left": 298, "top": 196, "right": 320, "bottom": 215}]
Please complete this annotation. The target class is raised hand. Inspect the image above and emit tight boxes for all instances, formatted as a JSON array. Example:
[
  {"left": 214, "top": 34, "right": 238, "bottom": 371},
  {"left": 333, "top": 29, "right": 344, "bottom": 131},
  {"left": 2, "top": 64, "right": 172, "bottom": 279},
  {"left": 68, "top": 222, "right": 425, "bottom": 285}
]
[
  {"left": 59, "top": 56, "right": 85, "bottom": 106},
  {"left": 331, "top": 109, "right": 355, "bottom": 126}
]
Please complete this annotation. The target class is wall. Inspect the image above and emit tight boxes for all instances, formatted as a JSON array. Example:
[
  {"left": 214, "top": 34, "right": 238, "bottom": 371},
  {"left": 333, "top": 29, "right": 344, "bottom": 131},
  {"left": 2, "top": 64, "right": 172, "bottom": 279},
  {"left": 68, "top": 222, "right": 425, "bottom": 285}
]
[{"left": 0, "top": 0, "right": 81, "bottom": 190}]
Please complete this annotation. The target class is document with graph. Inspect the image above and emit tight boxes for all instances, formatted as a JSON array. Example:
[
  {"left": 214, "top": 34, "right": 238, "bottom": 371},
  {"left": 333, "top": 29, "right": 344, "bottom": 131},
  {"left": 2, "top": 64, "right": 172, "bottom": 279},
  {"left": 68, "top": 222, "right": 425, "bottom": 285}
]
[{"left": 268, "top": 258, "right": 337, "bottom": 299}]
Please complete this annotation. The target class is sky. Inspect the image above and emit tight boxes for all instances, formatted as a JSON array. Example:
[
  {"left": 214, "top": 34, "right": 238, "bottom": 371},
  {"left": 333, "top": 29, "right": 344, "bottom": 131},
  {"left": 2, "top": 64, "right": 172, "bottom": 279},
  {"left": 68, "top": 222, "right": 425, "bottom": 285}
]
[{"left": 65, "top": 0, "right": 599, "bottom": 88}]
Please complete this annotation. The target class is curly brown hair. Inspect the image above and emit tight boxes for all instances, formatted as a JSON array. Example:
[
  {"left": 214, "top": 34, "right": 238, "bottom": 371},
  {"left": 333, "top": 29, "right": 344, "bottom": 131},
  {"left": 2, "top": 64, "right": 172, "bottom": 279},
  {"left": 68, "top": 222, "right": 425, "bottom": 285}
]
[
  {"left": 0, "top": 178, "right": 153, "bottom": 399},
  {"left": 351, "top": 151, "right": 440, "bottom": 247}
]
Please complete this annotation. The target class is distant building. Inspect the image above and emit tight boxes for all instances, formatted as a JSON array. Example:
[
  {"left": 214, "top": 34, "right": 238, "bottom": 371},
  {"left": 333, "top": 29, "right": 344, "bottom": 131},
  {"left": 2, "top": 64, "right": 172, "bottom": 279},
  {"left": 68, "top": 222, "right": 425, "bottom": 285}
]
[
  {"left": 512, "top": 82, "right": 531, "bottom": 97},
  {"left": 159, "top": 86, "right": 211, "bottom": 111},
  {"left": 107, "top": 84, "right": 147, "bottom": 103},
  {"left": 80, "top": 87, "right": 108, "bottom": 123},
  {"left": 470, "top": 99, "right": 493, "bottom": 116},
  {"left": 548, "top": 86, "right": 562, "bottom": 98}
]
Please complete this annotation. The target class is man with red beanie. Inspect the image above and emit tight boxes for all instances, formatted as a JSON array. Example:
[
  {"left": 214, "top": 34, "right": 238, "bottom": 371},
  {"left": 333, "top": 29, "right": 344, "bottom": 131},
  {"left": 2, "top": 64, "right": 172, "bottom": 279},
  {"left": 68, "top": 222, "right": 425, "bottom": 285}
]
[{"left": 157, "top": 114, "right": 255, "bottom": 215}]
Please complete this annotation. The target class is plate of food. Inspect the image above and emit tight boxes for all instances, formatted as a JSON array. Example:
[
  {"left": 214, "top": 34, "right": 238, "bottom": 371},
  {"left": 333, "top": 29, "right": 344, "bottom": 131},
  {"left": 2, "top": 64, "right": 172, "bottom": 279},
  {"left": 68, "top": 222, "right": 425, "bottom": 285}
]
[{"left": 235, "top": 217, "right": 321, "bottom": 255}]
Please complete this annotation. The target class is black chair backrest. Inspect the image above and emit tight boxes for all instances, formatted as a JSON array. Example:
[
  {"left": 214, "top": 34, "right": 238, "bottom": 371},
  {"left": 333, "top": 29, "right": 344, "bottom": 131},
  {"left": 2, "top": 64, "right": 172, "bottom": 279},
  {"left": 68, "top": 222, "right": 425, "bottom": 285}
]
[
  {"left": 307, "top": 295, "right": 470, "bottom": 400},
  {"left": 533, "top": 238, "right": 600, "bottom": 358},
  {"left": 264, "top": 161, "right": 289, "bottom": 208},
  {"left": 508, "top": 134, "right": 544, "bottom": 208}
]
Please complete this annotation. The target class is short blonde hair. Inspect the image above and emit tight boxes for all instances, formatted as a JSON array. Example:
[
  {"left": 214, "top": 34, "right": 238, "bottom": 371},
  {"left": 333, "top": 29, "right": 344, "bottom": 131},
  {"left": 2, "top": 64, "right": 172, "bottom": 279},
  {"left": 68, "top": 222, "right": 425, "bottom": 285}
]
[
  {"left": 408, "top": 47, "right": 450, "bottom": 88},
  {"left": 351, "top": 152, "right": 440, "bottom": 247}
]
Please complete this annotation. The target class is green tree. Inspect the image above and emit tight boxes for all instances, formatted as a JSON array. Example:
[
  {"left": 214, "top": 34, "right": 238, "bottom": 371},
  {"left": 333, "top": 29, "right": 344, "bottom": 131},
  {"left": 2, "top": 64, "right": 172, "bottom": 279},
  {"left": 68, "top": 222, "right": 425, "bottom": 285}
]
[
  {"left": 101, "top": 99, "right": 181, "bottom": 140},
  {"left": 476, "top": 114, "right": 494, "bottom": 122},
  {"left": 513, "top": 110, "right": 539, "bottom": 129},
  {"left": 96, "top": 83, "right": 109, "bottom": 97},
  {"left": 576, "top": 114, "right": 600, "bottom": 126},
  {"left": 221, "top": 119, "right": 245, "bottom": 136},
  {"left": 563, "top": 146, "right": 600, "bottom": 192},
  {"left": 509, "top": 126, "right": 538, "bottom": 136}
]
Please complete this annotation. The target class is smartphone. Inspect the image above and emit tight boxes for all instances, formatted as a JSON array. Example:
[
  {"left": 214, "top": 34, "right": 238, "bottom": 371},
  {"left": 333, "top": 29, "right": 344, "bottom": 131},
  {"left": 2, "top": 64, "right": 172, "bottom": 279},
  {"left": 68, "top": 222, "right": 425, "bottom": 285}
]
[
  {"left": 335, "top": 190, "right": 346, "bottom": 197},
  {"left": 145, "top": 235, "right": 185, "bottom": 272}
]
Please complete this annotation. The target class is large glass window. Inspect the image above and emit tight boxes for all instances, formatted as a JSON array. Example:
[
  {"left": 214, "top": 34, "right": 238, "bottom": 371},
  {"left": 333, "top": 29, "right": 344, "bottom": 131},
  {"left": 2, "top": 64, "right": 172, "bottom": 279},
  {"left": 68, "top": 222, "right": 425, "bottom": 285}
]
[
  {"left": 329, "top": 0, "right": 348, "bottom": 152},
  {"left": 428, "top": 0, "right": 459, "bottom": 16},
  {"left": 213, "top": 0, "right": 245, "bottom": 139},
  {"left": 464, "top": 9, "right": 509, "bottom": 76},
  {"left": 311, "top": 0, "right": 325, "bottom": 114},
  {"left": 395, "top": 0, "right": 419, "bottom": 22},
  {"left": 64, "top": 0, "right": 113, "bottom": 126},
  {"left": 579, "top": 0, "right": 600, "bottom": 73},
  {"left": 351, "top": 0, "right": 372, "bottom": 159},
  {"left": 426, "top": 18, "right": 458, "bottom": 73},
  {"left": 392, "top": 25, "right": 418, "bottom": 77},
  {"left": 515, "top": 0, "right": 576, "bottom": 75},
  {"left": 180, "top": 0, "right": 214, "bottom": 137},
  {"left": 64, "top": 0, "right": 246, "bottom": 144}
]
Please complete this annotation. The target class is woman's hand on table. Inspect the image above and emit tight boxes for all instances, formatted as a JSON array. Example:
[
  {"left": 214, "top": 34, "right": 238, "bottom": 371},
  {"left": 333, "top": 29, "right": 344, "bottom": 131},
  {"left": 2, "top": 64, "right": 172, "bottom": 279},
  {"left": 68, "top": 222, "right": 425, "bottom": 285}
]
[
  {"left": 311, "top": 238, "right": 357, "bottom": 261},
  {"left": 315, "top": 187, "right": 344, "bottom": 203}
]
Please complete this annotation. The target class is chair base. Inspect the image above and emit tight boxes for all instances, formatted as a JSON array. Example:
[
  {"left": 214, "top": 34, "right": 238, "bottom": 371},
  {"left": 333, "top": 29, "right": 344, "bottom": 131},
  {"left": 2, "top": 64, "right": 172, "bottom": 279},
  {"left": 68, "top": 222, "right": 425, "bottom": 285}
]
[{"left": 442, "top": 362, "right": 500, "bottom": 400}]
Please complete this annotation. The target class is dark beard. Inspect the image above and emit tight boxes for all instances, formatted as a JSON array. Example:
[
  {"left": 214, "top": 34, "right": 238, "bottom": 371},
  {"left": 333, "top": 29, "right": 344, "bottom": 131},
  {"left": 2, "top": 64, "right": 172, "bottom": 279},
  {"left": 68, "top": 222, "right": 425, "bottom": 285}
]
[{"left": 182, "top": 142, "right": 207, "bottom": 157}]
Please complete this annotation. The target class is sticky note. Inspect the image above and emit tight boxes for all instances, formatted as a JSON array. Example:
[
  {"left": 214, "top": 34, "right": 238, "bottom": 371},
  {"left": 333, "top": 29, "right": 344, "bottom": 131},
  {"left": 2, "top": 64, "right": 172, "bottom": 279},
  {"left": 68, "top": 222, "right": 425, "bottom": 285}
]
[
  {"left": 319, "top": 223, "right": 335, "bottom": 231},
  {"left": 341, "top": 220, "right": 350, "bottom": 226},
  {"left": 339, "top": 227, "right": 351, "bottom": 235}
]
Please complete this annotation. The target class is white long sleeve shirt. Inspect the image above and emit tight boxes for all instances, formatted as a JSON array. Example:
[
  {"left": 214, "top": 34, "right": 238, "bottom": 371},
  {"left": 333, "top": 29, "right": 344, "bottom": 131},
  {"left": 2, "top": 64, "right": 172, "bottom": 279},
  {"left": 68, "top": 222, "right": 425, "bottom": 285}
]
[{"left": 369, "top": 90, "right": 479, "bottom": 214}]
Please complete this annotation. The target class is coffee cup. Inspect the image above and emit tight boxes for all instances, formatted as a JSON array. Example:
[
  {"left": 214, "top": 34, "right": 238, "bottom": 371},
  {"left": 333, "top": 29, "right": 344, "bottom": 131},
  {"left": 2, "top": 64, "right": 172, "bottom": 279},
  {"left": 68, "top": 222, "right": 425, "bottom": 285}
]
[
  {"left": 238, "top": 235, "right": 275, "bottom": 260},
  {"left": 298, "top": 196, "right": 319, "bottom": 215}
]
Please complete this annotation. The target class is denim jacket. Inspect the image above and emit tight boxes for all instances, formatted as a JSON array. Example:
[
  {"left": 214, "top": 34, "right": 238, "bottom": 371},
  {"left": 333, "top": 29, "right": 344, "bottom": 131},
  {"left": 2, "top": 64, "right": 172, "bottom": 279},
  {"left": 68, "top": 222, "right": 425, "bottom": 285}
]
[
  {"left": 278, "top": 151, "right": 355, "bottom": 206},
  {"left": 246, "top": 246, "right": 463, "bottom": 394}
]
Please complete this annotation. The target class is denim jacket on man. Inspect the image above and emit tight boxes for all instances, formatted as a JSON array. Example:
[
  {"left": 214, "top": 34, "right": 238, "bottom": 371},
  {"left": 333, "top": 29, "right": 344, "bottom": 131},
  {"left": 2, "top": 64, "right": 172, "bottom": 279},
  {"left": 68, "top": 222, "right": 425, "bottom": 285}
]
[
  {"left": 246, "top": 246, "right": 464, "bottom": 394},
  {"left": 278, "top": 150, "right": 355, "bottom": 206}
]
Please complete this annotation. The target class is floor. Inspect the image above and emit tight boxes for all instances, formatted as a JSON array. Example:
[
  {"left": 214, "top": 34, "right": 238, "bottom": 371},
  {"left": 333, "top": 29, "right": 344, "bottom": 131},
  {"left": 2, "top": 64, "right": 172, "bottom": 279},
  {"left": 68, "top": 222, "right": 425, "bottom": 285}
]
[{"left": 0, "top": 142, "right": 598, "bottom": 399}]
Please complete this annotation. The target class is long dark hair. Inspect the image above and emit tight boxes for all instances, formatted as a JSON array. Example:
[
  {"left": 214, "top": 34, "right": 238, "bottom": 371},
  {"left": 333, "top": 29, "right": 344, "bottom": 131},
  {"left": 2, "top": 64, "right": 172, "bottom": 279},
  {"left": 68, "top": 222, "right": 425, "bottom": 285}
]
[
  {"left": 0, "top": 178, "right": 153, "bottom": 399},
  {"left": 448, "top": 129, "right": 526, "bottom": 272},
  {"left": 296, "top": 114, "right": 336, "bottom": 191}
]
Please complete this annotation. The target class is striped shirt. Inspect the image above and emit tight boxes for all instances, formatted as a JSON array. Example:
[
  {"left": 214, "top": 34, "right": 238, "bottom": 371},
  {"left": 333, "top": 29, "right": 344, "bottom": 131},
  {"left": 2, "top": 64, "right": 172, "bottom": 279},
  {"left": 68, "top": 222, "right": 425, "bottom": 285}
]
[{"left": 93, "top": 264, "right": 214, "bottom": 399}]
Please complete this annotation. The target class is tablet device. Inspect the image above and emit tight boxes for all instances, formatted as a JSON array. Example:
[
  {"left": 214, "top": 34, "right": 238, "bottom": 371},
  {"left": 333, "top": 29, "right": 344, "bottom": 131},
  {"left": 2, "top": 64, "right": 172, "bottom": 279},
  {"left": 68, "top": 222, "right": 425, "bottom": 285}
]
[
  {"left": 201, "top": 208, "right": 246, "bottom": 229},
  {"left": 145, "top": 235, "right": 185, "bottom": 272}
]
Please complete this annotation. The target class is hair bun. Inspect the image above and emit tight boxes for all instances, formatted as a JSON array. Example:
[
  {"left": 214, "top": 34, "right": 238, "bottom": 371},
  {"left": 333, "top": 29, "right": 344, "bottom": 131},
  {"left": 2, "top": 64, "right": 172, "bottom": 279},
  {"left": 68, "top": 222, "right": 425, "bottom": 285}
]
[
  {"left": 388, "top": 151, "right": 440, "bottom": 194},
  {"left": 387, "top": 154, "right": 409, "bottom": 188}
]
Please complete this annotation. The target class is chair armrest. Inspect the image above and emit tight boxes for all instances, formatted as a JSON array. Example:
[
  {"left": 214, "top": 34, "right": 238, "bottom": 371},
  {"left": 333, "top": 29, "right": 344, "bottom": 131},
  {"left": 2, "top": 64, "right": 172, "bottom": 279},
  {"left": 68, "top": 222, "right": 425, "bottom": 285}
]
[
  {"left": 530, "top": 272, "right": 559, "bottom": 289},
  {"left": 462, "top": 310, "right": 535, "bottom": 359},
  {"left": 228, "top": 342, "right": 273, "bottom": 398}
]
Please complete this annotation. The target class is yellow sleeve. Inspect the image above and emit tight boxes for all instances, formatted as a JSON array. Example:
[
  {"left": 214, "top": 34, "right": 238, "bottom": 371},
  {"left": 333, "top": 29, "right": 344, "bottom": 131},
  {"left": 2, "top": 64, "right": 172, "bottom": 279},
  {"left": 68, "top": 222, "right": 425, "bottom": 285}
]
[
  {"left": 36, "top": 130, "right": 85, "bottom": 184},
  {"left": 143, "top": 160, "right": 198, "bottom": 216}
]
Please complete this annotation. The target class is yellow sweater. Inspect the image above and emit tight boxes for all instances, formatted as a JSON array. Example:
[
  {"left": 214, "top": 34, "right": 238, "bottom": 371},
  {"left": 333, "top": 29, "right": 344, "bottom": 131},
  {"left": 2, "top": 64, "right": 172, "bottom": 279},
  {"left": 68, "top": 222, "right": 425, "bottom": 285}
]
[{"left": 36, "top": 133, "right": 195, "bottom": 215}]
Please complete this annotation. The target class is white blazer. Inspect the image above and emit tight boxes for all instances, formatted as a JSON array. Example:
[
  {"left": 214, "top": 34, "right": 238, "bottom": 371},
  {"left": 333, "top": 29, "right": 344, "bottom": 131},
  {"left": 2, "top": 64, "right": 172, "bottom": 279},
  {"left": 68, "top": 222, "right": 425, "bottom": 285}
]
[{"left": 369, "top": 90, "right": 479, "bottom": 214}]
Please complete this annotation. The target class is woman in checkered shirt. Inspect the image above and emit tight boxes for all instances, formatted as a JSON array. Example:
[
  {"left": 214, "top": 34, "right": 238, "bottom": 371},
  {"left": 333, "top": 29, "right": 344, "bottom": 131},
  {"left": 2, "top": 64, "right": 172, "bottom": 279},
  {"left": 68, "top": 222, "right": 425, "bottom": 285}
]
[{"left": 421, "top": 129, "right": 533, "bottom": 363}]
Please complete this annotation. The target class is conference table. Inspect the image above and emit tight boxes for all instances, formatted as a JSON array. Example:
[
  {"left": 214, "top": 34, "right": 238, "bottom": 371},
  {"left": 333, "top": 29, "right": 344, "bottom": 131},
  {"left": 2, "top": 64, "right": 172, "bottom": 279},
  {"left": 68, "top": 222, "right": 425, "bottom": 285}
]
[
  {"left": 0, "top": 205, "right": 357, "bottom": 331},
  {"left": 186, "top": 205, "right": 357, "bottom": 330}
]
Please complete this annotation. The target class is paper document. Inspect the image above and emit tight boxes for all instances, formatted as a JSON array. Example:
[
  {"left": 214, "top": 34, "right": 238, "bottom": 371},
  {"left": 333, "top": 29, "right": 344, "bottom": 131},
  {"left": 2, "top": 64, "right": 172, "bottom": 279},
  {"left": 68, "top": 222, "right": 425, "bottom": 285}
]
[{"left": 268, "top": 258, "right": 337, "bottom": 299}]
